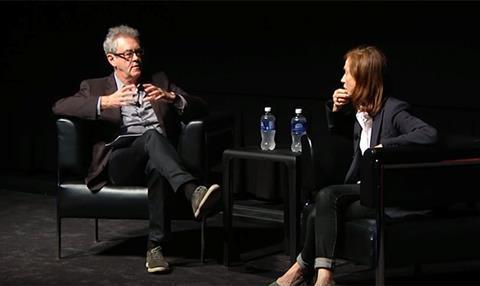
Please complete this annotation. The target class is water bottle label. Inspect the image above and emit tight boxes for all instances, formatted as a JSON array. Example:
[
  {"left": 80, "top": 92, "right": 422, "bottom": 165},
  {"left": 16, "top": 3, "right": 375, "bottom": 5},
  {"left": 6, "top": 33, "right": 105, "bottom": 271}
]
[
  {"left": 291, "top": 122, "right": 306, "bottom": 134},
  {"left": 261, "top": 119, "right": 275, "bottom": 131}
]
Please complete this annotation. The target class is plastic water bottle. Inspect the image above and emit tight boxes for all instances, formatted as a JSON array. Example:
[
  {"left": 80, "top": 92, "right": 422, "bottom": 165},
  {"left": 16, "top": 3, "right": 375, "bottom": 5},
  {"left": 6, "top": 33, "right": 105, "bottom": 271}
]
[
  {"left": 260, "top": 107, "right": 276, "bottom": 150},
  {"left": 290, "top": 108, "right": 307, "bottom": 152}
]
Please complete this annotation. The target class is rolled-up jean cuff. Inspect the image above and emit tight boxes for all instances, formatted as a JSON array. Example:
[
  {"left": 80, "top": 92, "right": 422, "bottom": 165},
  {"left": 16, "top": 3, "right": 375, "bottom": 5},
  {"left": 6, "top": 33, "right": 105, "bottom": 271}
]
[
  {"left": 314, "top": 257, "right": 335, "bottom": 270},
  {"left": 296, "top": 253, "right": 310, "bottom": 270}
]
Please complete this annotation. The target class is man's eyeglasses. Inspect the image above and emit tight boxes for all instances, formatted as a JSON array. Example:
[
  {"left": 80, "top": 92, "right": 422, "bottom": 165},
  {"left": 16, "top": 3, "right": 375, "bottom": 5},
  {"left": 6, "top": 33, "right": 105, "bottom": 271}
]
[{"left": 111, "top": 49, "right": 144, "bottom": 61}]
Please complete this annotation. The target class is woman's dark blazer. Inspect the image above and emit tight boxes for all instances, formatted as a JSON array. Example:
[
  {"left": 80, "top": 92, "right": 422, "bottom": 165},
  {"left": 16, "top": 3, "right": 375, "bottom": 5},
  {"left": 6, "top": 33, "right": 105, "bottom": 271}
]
[{"left": 326, "top": 96, "right": 438, "bottom": 184}]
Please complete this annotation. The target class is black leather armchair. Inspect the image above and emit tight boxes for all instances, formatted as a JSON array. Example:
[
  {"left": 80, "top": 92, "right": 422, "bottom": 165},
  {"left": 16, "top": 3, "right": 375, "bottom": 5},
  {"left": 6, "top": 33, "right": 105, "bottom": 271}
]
[
  {"left": 56, "top": 112, "right": 235, "bottom": 261},
  {"left": 301, "top": 134, "right": 480, "bottom": 285}
]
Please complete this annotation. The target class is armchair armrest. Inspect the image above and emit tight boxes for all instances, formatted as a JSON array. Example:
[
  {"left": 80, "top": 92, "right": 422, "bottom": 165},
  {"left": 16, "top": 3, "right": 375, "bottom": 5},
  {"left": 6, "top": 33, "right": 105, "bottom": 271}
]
[
  {"left": 360, "top": 145, "right": 480, "bottom": 209},
  {"left": 56, "top": 117, "right": 91, "bottom": 183},
  {"left": 56, "top": 116, "right": 117, "bottom": 184},
  {"left": 178, "top": 111, "right": 235, "bottom": 181}
]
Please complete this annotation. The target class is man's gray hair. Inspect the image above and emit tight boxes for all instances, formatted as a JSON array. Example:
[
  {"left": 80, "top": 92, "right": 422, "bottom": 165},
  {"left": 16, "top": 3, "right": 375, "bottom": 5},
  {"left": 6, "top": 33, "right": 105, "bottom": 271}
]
[{"left": 103, "top": 25, "right": 140, "bottom": 54}]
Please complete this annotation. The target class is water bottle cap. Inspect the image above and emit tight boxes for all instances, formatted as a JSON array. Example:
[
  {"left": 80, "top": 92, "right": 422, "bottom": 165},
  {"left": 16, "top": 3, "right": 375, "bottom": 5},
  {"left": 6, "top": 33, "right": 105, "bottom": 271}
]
[
  {"left": 295, "top": 108, "right": 302, "bottom": 114},
  {"left": 264, "top": 107, "right": 272, "bottom": 112}
]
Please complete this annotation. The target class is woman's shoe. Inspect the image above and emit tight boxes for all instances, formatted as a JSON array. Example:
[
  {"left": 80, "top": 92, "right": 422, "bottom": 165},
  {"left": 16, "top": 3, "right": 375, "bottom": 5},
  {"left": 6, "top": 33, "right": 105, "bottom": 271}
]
[
  {"left": 267, "top": 276, "right": 305, "bottom": 286},
  {"left": 291, "top": 276, "right": 305, "bottom": 286},
  {"left": 311, "top": 279, "right": 335, "bottom": 286}
]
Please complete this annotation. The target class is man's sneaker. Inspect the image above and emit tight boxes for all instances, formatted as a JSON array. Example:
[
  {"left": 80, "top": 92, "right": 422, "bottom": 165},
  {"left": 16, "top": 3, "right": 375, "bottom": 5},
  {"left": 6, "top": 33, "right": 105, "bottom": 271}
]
[
  {"left": 145, "top": 246, "right": 170, "bottom": 273},
  {"left": 191, "top": 184, "right": 221, "bottom": 218}
]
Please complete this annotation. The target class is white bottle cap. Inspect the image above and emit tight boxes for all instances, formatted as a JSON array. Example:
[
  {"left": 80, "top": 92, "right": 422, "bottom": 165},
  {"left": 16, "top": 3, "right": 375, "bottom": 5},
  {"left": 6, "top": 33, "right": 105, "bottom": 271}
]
[
  {"left": 265, "top": 107, "right": 271, "bottom": 112},
  {"left": 295, "top": 108, "right": 302, "bottom": 114}
]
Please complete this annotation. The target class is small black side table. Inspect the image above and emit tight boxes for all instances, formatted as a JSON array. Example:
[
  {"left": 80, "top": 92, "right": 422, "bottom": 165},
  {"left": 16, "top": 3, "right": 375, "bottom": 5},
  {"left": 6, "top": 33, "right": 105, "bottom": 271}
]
[{"left": 222, "top": 147, "right": 302, "bottom": 266}]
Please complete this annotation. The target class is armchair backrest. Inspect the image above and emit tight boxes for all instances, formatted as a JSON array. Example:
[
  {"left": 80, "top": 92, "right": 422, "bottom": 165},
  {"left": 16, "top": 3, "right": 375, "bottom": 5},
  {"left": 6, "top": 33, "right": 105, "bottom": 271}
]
[
  {"left": 56, "top": 112, "right": 235, "bottom": 186},
  {"left": 300, "top": 135, "right": 316, "bottom": 197},
  {"left": 300, "top": 133, "right": 353, "bottom": 200}
]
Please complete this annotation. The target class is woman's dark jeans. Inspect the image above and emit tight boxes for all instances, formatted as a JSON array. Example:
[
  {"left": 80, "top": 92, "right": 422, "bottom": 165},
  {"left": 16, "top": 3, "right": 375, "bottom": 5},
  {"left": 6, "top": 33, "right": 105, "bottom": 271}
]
[{"left": 297, "top": 184, "right": 376, "bottom": 270}]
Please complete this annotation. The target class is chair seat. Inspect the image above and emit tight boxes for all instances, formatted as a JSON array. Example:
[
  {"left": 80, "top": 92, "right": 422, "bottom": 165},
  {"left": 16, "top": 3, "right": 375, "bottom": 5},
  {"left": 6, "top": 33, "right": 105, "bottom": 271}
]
[
  {"left": 338, "top": 214, "right": 480, "bottom": 268},
  {"left": 59, "top": 182, "right": 149, "bottom": 219}
]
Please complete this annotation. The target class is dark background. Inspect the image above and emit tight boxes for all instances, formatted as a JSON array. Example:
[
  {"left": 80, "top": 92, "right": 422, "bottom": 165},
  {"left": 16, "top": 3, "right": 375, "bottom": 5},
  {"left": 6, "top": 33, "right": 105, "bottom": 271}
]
[{"left": 2, "top": 1, "right": 480, "bottom": 192}]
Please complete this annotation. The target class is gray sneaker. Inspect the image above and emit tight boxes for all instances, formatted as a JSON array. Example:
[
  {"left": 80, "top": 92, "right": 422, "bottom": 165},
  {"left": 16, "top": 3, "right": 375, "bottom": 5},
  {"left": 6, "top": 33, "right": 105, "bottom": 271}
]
[
  {"left": 191, "top": 184, "right": 221, "bottom": 218},
  {"left": 145, "top": 246, "right": 170, "bottom": 273}
]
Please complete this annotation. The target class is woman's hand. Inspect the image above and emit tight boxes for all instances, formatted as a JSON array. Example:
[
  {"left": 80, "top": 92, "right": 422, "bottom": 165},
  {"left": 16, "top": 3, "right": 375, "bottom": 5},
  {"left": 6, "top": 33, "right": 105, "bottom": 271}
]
[{"left": 332, "top": 88, "right": 350, "bottom": 112}]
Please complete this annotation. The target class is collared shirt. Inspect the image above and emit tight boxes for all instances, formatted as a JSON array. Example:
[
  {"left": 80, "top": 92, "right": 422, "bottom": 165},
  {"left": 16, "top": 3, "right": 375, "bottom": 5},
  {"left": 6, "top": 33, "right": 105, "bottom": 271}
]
[
  {"left": 356, "top": 111, "right": 372, "bottom": 155},
  {"left": 96, "top": 73, "right": 187, "bottom": 135},
  {"left": 114, "top": 74, "right": 163, "bottom": 134}
]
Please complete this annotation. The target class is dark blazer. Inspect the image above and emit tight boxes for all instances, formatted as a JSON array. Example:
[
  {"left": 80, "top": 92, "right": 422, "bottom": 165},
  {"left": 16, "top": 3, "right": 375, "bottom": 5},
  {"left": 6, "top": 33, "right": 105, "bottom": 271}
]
[
  {"left": 52, "top": 71, "right": 208, "bottom": 191},
  {"left": 326, "top": 97, "right": 438, "bottom": 183}
]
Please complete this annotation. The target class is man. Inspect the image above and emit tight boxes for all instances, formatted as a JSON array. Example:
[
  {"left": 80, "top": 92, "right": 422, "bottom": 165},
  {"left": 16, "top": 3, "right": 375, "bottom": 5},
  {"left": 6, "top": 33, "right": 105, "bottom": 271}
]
[{"left": 52, "top": 25, "right": 221, "bottom": 273}]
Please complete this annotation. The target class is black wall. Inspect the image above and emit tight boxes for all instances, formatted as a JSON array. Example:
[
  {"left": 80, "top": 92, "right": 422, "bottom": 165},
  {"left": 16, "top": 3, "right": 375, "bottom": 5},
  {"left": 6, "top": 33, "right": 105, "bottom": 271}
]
[{"left": 2, "top": 1, "right": 480, "bottom": 179}]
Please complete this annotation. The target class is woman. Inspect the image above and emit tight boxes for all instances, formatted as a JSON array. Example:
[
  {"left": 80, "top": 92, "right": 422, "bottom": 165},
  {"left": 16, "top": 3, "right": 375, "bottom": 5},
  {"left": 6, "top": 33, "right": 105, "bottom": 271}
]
[{"left": 269, "top": 46, "right": 438, "bottom": 286}]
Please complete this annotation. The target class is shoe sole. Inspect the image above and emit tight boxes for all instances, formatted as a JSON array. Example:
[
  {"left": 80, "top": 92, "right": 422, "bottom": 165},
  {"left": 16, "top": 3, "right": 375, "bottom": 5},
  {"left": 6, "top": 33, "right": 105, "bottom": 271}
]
[
  {"left": 145, "top": 262, "right": 170, "bottom": 273},
  {"left": 194, "top": 184, "right": 221, "bottom": 218}
]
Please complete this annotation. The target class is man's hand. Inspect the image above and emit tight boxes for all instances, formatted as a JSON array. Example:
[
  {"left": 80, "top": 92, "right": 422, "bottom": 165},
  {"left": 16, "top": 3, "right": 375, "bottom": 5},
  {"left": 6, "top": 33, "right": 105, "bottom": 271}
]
[
  {"left": 332, "top": 88, "right": 351, "bottom": 112},
  {"left": 143, "top": 83, "right": 176, "bottom": 104},
  {"left": 100, "top": 84, "right": 136, "bottom": 109}
]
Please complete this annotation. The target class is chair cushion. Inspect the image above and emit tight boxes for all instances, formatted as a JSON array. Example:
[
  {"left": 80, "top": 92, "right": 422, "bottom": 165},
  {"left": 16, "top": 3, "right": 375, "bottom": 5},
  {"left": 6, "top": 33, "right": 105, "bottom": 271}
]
[
  {"left": 338, "top": 214, "right": 480, "bottom": 268},
  {"left": 58, "top": 183, "right": 149, "bottom": 219}
]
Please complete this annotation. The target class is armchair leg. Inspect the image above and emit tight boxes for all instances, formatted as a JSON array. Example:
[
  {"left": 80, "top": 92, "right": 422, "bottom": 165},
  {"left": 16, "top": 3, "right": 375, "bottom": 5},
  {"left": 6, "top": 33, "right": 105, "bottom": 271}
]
[
  {"left": 57, "top": 216, "right": 62, "bottom": 260},
  {"left": 94, "top": 218, "right": 99, "bottom": 243},
  {"left": 200, "top": 217, "right": 206, "bottom": 263},
  {"left": 375, "top": 210, "right": 385, "bottom": 286},
  {"left": 375, "top": 238, "right": 385, "bottom": 286}
]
